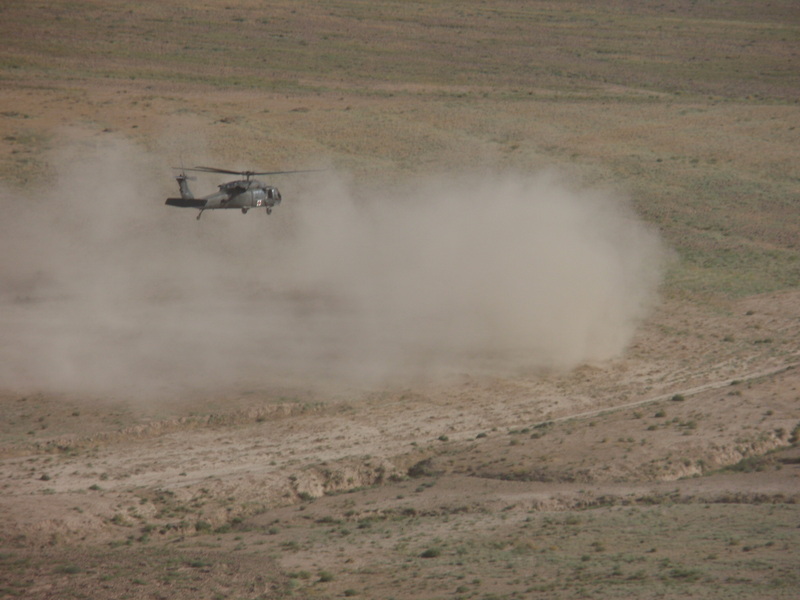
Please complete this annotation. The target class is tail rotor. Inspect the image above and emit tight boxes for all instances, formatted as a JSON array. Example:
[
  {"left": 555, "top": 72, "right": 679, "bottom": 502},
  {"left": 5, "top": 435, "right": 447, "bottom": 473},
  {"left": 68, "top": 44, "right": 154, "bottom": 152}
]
[{"left": 172, "top": 166, "right": 197, "bottom": 200}]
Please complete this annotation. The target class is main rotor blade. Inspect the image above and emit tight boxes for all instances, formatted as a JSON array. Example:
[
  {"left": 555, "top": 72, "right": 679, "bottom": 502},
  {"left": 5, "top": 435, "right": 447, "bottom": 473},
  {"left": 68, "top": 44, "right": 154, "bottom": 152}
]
[
  {"left": 250, "top": 169, "right": 326, "bottom": 176},
  {"left": 189, "top": 166, "right": 247, "bottom": 175},
  {"left": 190, "top": 166, "right": 325, "bottom": 177}
]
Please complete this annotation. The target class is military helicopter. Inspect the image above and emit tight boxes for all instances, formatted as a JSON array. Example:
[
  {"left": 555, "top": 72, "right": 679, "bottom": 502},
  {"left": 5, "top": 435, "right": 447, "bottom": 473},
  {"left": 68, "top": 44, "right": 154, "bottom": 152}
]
[{"left": 165, "top": 166, "right": 319, "bottom": 220}]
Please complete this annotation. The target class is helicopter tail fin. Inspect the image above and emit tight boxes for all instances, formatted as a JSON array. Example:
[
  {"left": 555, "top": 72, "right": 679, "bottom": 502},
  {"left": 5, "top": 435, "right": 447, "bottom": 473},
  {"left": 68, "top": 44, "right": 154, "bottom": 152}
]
[
  {"left": 176, "top": 172, "right": 195, "bottom": 200},
  {"left": 166, "top": 168, "right": 205, "bottom": 208}
]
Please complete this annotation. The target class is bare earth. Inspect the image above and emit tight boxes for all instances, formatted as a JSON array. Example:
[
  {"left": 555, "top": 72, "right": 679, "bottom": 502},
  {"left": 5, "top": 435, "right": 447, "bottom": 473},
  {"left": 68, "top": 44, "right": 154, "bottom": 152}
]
[
  {"left": 2, "top": 286, "right": 798, "bottom": 599},
  {"left": 1, "top": 2, "right": 799, "bottom": 599}
]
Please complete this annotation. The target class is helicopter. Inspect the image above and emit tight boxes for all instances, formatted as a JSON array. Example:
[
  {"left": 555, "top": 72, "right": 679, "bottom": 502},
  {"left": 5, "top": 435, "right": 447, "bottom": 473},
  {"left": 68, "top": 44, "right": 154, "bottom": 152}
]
[{"left": 165, "top": 166, "right": 319, "bottom": 220}]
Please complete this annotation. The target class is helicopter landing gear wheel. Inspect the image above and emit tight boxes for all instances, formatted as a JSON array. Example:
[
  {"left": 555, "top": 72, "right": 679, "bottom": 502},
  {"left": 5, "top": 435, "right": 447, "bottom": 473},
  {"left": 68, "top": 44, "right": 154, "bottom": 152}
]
[
  {"left": 241, "top": 208, "right": 248, "bottom": 214},
  {"left": 266, "top": 207, "right": 272, "bottom": 215}
]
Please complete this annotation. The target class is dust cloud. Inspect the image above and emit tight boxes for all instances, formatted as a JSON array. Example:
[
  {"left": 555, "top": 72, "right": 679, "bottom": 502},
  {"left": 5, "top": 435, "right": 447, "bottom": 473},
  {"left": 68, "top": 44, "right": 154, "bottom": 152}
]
[{"left": 0, "top": 133, "right": 665, "bottom": 399}]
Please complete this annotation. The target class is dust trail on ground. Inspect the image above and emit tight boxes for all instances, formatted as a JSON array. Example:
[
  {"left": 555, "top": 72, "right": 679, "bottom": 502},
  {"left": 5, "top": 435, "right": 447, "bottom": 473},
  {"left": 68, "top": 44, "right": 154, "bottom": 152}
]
[{"left": 0, "top": 133, "right": 665, "bottom": 398}]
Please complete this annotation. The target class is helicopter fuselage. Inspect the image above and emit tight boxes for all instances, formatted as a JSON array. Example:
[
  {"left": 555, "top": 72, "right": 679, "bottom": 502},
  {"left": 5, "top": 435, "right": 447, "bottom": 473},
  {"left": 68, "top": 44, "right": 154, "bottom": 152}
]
[
  {"left": 202, "top": 179, "right": 282, "bottom": 212},
  {"left": 166, "top": 176, "right": 282, "bottom": 219},
  {"left": 166, "top": 165, "right": 318, "bottom": 220}
]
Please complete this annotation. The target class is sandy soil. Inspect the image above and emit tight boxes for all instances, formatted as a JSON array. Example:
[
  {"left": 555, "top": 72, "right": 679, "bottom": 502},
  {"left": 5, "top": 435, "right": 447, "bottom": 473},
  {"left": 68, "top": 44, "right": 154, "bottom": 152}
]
[
  {"left": 1, "top": 2, "right": 799, "bottom": 598},
  {"left": 2, "top": 283, "right": 798, "bottom": 598}
]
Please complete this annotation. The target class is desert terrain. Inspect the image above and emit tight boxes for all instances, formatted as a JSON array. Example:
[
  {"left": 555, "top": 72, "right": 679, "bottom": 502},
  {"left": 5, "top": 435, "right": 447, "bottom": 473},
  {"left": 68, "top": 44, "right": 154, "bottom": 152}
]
[{"left": 1, "top": 1, "right": 799, "bottom": 599}]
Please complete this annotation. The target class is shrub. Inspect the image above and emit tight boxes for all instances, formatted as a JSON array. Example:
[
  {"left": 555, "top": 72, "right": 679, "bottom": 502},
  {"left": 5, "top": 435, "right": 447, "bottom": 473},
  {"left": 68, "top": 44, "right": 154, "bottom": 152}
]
[
  {"left": 187, "top": 559, "right": 210, "bottom": 568},
  {"left": 789, "top": 422, "right": 800, "bottom": 445},
  {"left": 55, "top": 564, "right": 82, "bottom": 575},
  {"left": 194, "top": 520, "right": 212, "bottom": 533},
  {"left": 288, "top": 570, "right": 311, "bottom": 580}
]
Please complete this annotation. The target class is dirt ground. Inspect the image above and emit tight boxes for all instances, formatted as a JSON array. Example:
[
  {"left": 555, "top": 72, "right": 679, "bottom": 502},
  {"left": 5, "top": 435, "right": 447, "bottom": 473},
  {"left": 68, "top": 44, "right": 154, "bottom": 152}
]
[
  {"left": 2, "top": 259, "right": 798, "bottom": 599},
  {"left": 2, "top": 2, "right": 799, "bottom": 599}
]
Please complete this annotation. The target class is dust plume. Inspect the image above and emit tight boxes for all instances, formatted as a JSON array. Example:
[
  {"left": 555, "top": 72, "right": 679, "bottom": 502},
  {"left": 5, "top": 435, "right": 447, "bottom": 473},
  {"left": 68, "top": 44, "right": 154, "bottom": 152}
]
[{"left": 0, "top": 133, "right": 665, "bottom": 398}]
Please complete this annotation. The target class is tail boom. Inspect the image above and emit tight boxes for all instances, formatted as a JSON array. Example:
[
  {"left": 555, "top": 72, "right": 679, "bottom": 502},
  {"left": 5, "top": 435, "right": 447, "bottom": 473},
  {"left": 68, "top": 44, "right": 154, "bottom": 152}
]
[{"left": 165, "top": 198, "right": 207, "bottom": 208}]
